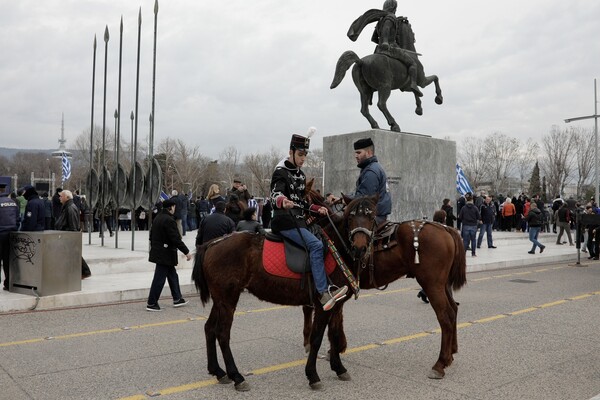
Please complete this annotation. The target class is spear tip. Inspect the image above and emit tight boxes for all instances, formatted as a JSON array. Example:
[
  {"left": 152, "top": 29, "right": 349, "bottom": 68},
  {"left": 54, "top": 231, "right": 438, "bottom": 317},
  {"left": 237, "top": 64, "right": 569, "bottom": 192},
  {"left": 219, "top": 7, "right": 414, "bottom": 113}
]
[
  {"left": 93, "top": 34, "right": 97, "bottom": 48},
  {"left": 130, "top": 111, "right": 135, "bottom": 120},
  {"left": 154, "top": 0, "right": 159, "bottom": 14},
  {"left": 138, "top": 7, "right": 142, "bottom": 24},
  {"left": 114, "top": 109, "right": 119, "bottom": 118},
  {"left": 104, "top": 25, "right": 109, "bottom": 41},
  {"left": 120, "top": 15, "right": 123, "bottom": 32},
  {"left": 149, "top": 113, "right": 153, "bottom": 122}
]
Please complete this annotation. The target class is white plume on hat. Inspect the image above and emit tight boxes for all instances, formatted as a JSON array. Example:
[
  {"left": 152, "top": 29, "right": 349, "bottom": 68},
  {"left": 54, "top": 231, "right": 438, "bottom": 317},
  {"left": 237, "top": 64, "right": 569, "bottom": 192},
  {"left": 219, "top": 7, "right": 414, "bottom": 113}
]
[{"left": 306, "top": 127, "right": 316, "bottom": 138}]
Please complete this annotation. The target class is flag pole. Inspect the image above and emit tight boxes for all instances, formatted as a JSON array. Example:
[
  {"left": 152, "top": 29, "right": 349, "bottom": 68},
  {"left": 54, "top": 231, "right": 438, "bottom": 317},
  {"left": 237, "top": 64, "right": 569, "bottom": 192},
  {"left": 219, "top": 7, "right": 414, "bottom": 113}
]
[{"left": 88, "top": 35, "right": 97, "bottom": 245}]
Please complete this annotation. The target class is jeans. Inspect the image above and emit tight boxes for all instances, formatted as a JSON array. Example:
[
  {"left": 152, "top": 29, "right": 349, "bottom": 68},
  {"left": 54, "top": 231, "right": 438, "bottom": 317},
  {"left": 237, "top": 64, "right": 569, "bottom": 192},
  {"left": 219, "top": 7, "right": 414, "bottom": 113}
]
[
  {"left": 279, "top": 227, "right": 328, "bottom": 294},
  {"left": 181, "top": 212, "right": 188, "bottom": 235},
  {"left": 529, "top": 227, "right": 543, "bottom": 251},
  {"left": 462, "top": 225, "right": 477, "bottom": 254},
  {"left": 147, "top": 263, "right": 183, "bottom": 305},
  {"left": 477, "top": 223, "right": 494, "bottom": 248}
]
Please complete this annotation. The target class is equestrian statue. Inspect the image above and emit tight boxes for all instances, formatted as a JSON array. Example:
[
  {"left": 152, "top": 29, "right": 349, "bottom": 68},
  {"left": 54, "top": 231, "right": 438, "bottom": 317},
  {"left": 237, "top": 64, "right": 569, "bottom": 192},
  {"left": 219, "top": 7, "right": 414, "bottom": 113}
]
[{"left": 331, "top": 0, "right": 443, "bottom": 132}]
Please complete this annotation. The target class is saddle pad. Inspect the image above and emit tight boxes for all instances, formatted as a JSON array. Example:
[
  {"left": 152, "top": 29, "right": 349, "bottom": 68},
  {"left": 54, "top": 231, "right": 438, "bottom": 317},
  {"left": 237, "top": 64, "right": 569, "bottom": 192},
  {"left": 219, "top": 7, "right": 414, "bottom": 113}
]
[{"left": 263, "top": 240, "right": 337, "bottom": 279}]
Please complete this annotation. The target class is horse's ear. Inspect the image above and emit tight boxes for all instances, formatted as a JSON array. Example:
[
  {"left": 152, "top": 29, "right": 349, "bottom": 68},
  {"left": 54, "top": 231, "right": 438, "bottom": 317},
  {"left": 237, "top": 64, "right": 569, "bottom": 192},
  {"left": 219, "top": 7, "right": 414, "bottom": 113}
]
[{"left": 342, "top": 193, "right": 353, "bottom": 205}]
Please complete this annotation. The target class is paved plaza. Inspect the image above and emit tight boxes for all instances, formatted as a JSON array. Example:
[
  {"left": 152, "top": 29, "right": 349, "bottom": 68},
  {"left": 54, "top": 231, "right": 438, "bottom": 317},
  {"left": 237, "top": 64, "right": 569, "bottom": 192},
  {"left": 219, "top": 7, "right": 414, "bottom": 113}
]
[{"left": 0, "top": 228, "right": 586, "bottom": 313}]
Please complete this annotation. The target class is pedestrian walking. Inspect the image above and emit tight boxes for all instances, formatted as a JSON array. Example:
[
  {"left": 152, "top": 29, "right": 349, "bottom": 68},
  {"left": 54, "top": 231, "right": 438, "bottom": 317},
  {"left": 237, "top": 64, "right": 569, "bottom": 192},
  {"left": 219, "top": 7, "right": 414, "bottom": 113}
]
[
  {"left": 146, "top": 198, "right": 192, "bottom": 312},
  {"left": 524, "top": 202, "right": 545, "bottom": 254}
]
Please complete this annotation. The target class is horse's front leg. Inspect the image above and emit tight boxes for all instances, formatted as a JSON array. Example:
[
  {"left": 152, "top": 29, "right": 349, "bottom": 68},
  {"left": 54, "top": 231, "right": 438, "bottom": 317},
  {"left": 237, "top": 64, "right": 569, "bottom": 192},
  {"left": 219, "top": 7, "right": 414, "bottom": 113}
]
[
  {"left": 328, "top": 304, "right": 351, "bottom": 381},
  {"left": 306, "top": 307, "right": 332, "bottom": 389}
]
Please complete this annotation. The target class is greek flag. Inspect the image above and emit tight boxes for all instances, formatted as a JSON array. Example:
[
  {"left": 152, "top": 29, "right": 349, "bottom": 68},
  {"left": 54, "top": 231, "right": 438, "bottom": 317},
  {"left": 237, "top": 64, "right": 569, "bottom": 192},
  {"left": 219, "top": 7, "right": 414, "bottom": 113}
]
[
  {"left": 456, "top": 163, "right": 473, "bottom": 195},
  {"left": 160, "top": 191, "right": 169, "bottom": 201},
  {"left": 61, "top": 154, "right": 71, "bottom": 182}
]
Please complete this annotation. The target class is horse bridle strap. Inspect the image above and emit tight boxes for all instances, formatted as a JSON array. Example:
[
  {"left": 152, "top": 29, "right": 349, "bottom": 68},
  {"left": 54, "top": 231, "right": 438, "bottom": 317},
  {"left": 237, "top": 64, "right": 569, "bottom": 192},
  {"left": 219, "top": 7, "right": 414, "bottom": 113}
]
[{"left": 349, "top": 226, "right": 373, "bottom": 241}]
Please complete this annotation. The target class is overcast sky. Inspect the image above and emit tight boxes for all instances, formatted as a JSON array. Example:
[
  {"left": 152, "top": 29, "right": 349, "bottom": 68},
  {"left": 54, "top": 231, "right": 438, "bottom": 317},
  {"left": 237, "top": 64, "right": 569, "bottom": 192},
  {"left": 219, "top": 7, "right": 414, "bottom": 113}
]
[{"left": 1, "top": 0, "right": 599, "bottom": 158}]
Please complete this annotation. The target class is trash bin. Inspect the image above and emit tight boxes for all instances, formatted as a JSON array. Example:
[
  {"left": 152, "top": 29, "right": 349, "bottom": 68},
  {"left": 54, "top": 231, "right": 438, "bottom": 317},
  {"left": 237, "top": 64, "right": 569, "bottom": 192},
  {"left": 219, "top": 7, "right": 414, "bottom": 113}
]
[{"left": 9, "top": 231, "right": 82, "bottom": 296}]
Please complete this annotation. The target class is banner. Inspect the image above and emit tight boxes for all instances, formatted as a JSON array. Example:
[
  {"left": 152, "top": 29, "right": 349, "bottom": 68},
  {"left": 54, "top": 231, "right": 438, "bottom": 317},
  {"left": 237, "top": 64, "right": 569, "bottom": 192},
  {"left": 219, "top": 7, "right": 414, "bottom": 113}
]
[
  {"left": 456, "top": 163, "right": 473, "bottom": 195},
  {"left": 62, "top": 154, "right": 71, "bottom": 182}
]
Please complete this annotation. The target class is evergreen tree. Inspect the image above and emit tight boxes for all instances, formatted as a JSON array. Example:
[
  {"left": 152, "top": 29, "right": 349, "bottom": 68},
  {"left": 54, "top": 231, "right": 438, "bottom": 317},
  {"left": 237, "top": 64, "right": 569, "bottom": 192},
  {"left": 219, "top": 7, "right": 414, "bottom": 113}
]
[{"left": 529, "top": 161, "right": 542, "bottom": 197}]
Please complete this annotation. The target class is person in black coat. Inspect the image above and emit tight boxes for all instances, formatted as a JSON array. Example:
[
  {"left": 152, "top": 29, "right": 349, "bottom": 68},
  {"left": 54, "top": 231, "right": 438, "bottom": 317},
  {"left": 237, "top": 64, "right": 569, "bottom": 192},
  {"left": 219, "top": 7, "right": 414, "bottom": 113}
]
[
  {"left": 21, "top": 186, "right": 45, "bottom": 231},
  {"left": 236, "top": 207, "right": 266, "bottom": 234},
  {"left": 146, "top": 198, "right": 192, "bottom": 311},
  {"left": 196, "top": 201, "right": 235, "bottom": 245},
  {"left": 55, "top": 190, "right": 92, "bottom": 279}
]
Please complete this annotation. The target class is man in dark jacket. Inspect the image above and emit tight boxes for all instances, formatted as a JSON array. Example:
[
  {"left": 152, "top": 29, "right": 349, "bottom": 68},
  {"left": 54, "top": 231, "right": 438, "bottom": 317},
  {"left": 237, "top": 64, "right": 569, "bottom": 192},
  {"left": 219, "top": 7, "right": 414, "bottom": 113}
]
[
  {"left": 55, "top": 190, "right": 92, "bottom": 278},
  {"left": 51, "top": 188, "right": 62, "bottom": 226},
  {"left": 0, "top": 190, "right": 19, "bottom": 290},
  {"left": 458, "top": 193, "right": 481, "bottom": 257},
  {"left": 524, "top": 202, "right": 545, "bottom": 254},
  {"left": 477, "top": 196, "right": 497, "bottom": 249},
  {"left": 21, "top": 186, "right": 45, "bottom": 232},
  {"left": 196, "top": 201, "right": 235, "bottom": 245},
  {"left": 146, "top": 198, "right": 192, "bottom": 311},
  {"left": 346, "top": 138, "right": 391, "bottom": 225}
]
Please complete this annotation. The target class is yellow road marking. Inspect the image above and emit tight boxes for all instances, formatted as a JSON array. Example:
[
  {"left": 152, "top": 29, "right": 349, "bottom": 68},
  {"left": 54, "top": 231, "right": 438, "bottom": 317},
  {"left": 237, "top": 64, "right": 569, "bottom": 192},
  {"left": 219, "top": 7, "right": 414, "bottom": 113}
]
[
  {"left": 474, "top": 314, "right": 507, "bottom": 323},
  {"left": 509, "top": 307, "right": 537, "bottom": 315},
  {"left": 539, "top": 300, "right": 568, "bottom": 308}
]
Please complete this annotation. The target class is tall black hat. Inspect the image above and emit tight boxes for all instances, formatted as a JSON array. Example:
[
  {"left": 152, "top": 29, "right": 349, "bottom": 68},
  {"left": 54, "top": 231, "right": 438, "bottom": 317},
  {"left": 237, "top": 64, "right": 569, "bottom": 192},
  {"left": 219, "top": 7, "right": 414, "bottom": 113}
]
[{"left": 290, "top": 127, "right": 316, "bottom": 151}]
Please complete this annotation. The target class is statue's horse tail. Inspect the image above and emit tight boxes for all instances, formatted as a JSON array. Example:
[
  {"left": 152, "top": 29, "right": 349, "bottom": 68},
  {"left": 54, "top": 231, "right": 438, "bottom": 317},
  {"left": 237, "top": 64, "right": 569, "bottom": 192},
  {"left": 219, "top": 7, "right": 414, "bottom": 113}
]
[
  {"left": 330, "top": 50, "right": 360, "bottom": 89},
  {"left": 192, "top": 244, "right": 211, "bottom": 306}
]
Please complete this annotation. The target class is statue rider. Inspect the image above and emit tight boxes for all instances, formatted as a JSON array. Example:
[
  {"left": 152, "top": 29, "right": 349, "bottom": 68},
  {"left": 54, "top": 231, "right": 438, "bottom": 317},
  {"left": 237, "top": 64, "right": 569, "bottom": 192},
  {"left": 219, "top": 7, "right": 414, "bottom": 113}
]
[{"left": 350, "top": 0, "right": 423, "bottom": 97}]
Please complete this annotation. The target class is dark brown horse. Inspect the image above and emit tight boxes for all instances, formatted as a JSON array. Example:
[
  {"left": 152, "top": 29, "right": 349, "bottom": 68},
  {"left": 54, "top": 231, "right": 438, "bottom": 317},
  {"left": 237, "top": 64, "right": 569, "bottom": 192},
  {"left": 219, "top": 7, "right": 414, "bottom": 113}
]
[
  {"left": 192, "top": 199, "right": 356, "bottom": 391},
  {"left": 304, "top": 192, "right": 467, "bottom": 379}
]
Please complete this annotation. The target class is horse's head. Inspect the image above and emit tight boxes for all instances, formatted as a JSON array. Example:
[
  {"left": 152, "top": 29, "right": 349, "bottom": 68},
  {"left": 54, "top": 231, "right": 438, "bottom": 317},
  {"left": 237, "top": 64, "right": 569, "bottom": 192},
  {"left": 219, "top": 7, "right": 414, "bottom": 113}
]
[
  {"left": 396, "top": 17, "right": 416, "bottom": 51},
  {"left": 343, "top": 195, "right": 377, "bottom": 261}
]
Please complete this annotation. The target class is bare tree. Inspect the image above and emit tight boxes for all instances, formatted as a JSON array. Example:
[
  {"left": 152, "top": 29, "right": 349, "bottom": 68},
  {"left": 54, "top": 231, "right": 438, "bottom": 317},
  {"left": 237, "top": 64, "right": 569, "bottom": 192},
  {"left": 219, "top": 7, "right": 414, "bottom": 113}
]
[
  {"left": 219, "top": 146, "right": 241, "bottom": 189},
  {"left": 514, "top": 139, "right": 540, "bottom": 193},
  {"left": 540, "top": 125, "right": 575, "bottom": 197},
  {"left": 458, "top": 136, "right": 489, "bottom": 190},
  {"left": 244, "top": 147, "right": 284, "bottom": 197},
  {"left": 484, "top": 133, "right": 521, "bottom": 195},
  {"left": 572, "top": 126, "right": 595, "bottom": 199},
  {"left": 302, "top": 148, "right": 324, "bottom": 193}
]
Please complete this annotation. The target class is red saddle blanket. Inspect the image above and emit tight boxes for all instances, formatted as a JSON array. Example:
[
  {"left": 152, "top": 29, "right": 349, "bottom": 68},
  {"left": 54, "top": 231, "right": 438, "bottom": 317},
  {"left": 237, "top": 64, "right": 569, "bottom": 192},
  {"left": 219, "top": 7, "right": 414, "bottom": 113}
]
[{"left": 262, "top": 240, "right": 337, "bottom": 279}]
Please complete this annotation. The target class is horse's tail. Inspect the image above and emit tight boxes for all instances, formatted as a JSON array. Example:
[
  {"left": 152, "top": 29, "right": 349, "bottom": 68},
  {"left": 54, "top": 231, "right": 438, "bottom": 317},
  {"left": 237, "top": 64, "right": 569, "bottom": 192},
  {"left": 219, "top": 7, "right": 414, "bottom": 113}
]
[
  {"left": 192, "top": 244, "right": 211, "bottom": 306},
  {"left": 330, "top": 50, "right": 360, "bottom": 89},
  {"left": 446, "top": 226, "right": 467, "bottom": 291}
]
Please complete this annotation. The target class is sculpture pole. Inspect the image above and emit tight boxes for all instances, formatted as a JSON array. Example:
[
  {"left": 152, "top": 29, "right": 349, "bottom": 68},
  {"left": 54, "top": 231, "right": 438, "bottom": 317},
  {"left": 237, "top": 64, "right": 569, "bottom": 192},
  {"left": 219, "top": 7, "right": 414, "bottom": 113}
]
[
  {"left": 148, "top": 0, "right": 159, "bottom": 234},
  {"left": 132, "top": 8, "right": 141, "bottom": 250},
  {"left": 88, "top": 35, "right": 97, "bottom": 245},
  {"left": 100, "top": 25, "right": 109, "bottom": 247},
  {"left": 115, "top": 16, "right": 123, "bottom": 248}
]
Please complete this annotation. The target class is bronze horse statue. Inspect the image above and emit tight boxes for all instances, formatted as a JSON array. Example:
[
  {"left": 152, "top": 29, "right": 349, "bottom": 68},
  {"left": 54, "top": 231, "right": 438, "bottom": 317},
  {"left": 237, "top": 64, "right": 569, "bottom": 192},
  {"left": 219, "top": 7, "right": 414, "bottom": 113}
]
[
  {"left": 303, "top": 191, "right": 466, "bottom": 380},
  {"left": 192, "top": 190, "right": 466, "bottom": 391},
  {"left": 330, "top": 16, "right": 443, "bottom": 132}
]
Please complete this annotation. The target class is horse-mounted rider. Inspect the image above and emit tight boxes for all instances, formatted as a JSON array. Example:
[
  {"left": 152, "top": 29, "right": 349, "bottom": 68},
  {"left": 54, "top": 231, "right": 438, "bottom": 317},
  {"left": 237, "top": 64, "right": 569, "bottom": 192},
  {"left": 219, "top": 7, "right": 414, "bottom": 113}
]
[
  {"left": 270, "top": 128, "right": 348, "bottom": 311},
  {"left": 348, "top": 0, "right": 423, "bottom": 97}
]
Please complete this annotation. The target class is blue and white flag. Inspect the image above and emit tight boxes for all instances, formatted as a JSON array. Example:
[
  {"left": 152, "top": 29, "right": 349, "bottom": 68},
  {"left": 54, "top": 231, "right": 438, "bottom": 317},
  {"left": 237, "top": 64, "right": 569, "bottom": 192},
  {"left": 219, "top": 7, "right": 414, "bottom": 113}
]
[
  {"left": 160, "top": 191, "right": 169, "bottom": 201},
  {"left": 456, "top": 163, "right": 473, "bottom": 195},
  {"left": 62, "top": 154, "right": 71, "bottom": 182}
]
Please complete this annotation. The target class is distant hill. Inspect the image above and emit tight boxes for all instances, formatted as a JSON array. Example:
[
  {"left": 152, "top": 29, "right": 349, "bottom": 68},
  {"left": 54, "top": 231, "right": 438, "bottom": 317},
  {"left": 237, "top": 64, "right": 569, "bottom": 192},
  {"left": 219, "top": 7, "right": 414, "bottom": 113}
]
[{"left": 0, "top": 147, "right": 58, "bottom": 159}]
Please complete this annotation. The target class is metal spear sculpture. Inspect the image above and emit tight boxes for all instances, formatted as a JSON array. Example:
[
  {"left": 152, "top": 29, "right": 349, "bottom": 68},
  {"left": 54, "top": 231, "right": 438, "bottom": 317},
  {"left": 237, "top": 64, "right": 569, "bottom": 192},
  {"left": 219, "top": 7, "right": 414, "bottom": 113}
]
[
  {"left": 132, "top": 7, "right": 142, "bottom": 250},
  {"left": 88, "top": 35, "right": 97, "bottom": 245},
  {"left": 115, "top": 16, "right": 124, "bottom": 248},
  {"left": 148, "top": 0, "right": 159, "bottom": 233},
  {"left": 100, "top": 25, "right": 109, "bottom": 247}
]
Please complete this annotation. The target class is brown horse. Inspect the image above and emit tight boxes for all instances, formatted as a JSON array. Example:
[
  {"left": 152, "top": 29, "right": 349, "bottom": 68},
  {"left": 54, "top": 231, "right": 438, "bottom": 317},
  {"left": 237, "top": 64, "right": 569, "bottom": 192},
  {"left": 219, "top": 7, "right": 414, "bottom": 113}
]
[
  {"left": 303, "top": 192, "right": 467, "bottom": 379},
  {"left": 192, "top": 198, "right": 358, "bottom": 391}
]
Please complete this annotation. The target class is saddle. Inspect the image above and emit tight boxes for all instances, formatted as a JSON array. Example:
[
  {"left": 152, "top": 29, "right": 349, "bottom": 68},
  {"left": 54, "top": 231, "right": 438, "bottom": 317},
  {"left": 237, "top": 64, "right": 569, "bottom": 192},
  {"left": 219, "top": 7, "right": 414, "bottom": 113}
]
[
  {"left": 262, "top": 231, "right": 337, "bottom": 280},
  {"left": 373, "top": 222, "right": 399, "bottom": 252}
]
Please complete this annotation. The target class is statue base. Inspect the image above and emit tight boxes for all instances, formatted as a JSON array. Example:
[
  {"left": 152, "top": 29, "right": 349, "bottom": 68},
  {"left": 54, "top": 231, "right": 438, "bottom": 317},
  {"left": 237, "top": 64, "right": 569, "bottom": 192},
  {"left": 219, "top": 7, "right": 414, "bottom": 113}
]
[{"left": 323, "top": 129, "right": 456, "bottom": 222}]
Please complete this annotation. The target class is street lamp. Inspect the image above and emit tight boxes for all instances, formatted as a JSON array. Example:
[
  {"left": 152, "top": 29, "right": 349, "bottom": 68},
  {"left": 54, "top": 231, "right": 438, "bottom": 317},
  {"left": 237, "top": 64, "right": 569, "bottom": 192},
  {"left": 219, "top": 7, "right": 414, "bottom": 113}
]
[{"left": 564, "top": 78, "right": 599, "bottom": 203}]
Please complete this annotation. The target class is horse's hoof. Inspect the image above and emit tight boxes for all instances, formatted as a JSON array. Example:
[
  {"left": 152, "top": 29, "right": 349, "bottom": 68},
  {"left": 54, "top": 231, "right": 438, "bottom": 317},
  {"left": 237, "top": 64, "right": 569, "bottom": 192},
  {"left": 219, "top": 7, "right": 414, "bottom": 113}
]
[
  {"left": 304, "top": 344, "right": 310, "bottom": 353},
  {"left": 310, "top": 381, "right": 323, "bottom": 390},
  {"left": 234, "top": 381, "right": 251, "bottom": 391},
  {"left": 435, "top": 96, "right": 443, "bottom": 105},
  {"left": 218, "top": 375, "right": 233, "bottom": 384},
  {"left": 415, "top": 107, "right": 423, "bottom": 116},
  {"left": 337, "top": 372, "right": 352, "bottom": 381},
  {"left": 427, "top": 369, "right": 445, "bottom": 379}
]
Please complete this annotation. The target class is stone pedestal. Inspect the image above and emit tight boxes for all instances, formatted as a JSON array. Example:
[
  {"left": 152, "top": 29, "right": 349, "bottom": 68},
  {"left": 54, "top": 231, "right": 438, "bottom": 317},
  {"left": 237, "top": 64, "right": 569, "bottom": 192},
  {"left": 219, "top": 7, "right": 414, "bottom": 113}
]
[{"left": 323, "top": 129, "right": 456, "bottom": 222}]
